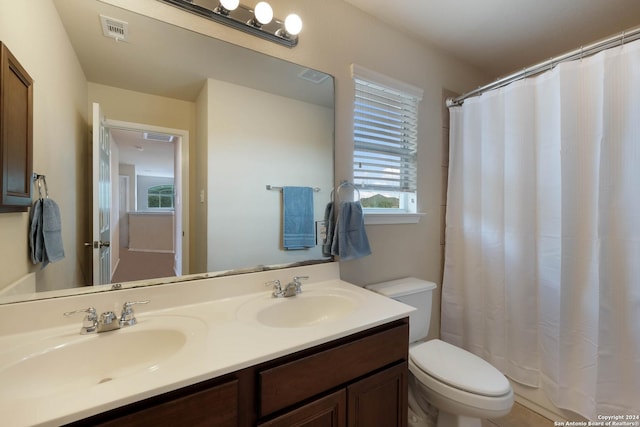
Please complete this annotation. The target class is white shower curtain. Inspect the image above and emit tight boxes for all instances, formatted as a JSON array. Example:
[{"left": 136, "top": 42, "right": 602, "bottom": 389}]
[{"left": 442, "top": 39, "right": 640, "bottom": 419}]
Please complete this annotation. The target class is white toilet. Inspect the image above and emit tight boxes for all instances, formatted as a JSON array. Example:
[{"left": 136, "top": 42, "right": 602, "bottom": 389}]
[{"left": 366, "top": 278, "right": 514, "bottom": 427}]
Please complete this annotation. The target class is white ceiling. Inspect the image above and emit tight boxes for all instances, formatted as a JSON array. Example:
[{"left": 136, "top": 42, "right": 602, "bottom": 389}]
[
  {"left": 344, "top": 0, "right": 640, "bottom": 78},
  {"left": 111, "top": 129, "right": 176, "bottom": 178}
]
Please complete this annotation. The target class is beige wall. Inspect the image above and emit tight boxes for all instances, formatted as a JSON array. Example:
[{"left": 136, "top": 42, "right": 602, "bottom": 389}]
[
  {"left": 128, "top": 213, "right": 175, "bottom": 253},
  {"left": 203, "top": 78, "right": 333, "bottom": 271},
  {"left": 0, "top": 1, "right": 88, "bottom": 292}
]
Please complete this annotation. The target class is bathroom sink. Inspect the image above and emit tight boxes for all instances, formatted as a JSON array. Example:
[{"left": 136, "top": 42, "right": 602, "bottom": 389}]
[
  {"left": 237, "top": 288, "right": 362, "bottom": 328},
  {"left": 0, "top": 315, "right": 207, "bottom": 400}
]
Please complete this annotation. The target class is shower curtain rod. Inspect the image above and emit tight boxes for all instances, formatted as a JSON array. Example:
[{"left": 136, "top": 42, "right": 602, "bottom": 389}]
[{"left": 446, "top": 25, "right": 640, "bottom": 107}]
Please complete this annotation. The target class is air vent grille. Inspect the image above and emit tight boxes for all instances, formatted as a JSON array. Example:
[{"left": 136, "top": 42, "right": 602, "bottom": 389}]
[
  {"left": 299, "top": 68, "right": 329, "bottom": 84},
  {"left": 100, "top": 15, "right": 129, "bottom": 42},
  {"left": 143, "top": 132, "right": 175, "bottom": 143}
]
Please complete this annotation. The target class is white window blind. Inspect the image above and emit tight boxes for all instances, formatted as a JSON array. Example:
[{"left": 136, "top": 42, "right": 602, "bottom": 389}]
[{"left": 352, "top": 65, "right": 423, "bottom": 194}]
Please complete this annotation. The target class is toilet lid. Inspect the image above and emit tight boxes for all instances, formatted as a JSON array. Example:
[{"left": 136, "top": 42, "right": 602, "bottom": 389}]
[{"left": 409, "top": 340, "right": 511, "bottom": 397}]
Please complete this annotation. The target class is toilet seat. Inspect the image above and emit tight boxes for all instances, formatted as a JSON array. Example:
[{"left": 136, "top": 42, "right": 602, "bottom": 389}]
[
  {"left": 408, "top": 357, "right": 513, "bottom": 417},
  {"left": 409, "top": 339, "right": 511, "bottom": 397}
]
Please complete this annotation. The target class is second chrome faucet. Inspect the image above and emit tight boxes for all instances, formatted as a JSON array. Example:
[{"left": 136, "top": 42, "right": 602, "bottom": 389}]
[{"left": 266, "top": 276, "right": 309, "bottom": 298}]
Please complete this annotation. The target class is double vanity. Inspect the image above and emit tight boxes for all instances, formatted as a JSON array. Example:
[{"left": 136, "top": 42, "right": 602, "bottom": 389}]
[{"left": 0, "top": 263, "right": 413, "bottom": 426}]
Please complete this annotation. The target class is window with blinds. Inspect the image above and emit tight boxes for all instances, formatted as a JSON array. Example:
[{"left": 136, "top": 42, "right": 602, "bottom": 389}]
[{"left": 352, "top": 65, "right": 423, "bottom": 212}]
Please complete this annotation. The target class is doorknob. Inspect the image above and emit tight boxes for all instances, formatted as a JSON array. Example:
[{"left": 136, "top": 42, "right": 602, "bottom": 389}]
[{"left": 84, "top": 241, "right": 110, "bottom": 248}]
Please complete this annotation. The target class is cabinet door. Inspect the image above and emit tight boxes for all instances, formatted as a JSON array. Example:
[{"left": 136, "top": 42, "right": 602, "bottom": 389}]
[
  {"left": 0, "top": 42, "right": 33, "bottom": 212},
  {"left": 259, "top": 389, "right": 346, "bottom": 427},
  {"left": 347, "top": 363, "right": 408, "bottom": 427}
]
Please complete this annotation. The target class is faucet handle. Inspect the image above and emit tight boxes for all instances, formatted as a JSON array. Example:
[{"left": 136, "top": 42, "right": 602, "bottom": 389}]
[
  {"left": 291, "top": 276, "right": 309, "bottom": 293},
  {"left": 64, "top": 307, "right": 98, "bottom": 334},
  {"left": 265, "top": 280, "right": 284, "bottom": 297},
  {"left": 120, "top": 300, "right": 150, "bottom": 327}
]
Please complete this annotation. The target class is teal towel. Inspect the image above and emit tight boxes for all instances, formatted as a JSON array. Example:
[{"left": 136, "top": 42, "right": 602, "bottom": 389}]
[{"left": 283, "top": 186, "right": 315, "bottom": 250}]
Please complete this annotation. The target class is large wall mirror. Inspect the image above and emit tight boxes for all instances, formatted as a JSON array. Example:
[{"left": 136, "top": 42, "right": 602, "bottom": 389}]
[{"left": 0, "top": 0, "right": 334, "bottom": 304}]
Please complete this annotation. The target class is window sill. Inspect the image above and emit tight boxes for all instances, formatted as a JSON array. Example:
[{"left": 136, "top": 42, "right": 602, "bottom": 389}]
[{"left": 364, "top": 212, "right": 425, "bottom": 225}]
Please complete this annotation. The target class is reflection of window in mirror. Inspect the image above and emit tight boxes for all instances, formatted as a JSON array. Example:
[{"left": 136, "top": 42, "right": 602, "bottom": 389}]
[
  {"left": 147, "top": 185, "right": 174, "bottom": 209},
  {"left": 351, "top": 65, "right": 423, "bottom": 214}
]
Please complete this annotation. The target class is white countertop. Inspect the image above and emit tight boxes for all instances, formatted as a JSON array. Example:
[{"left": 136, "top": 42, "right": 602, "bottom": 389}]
[{"left": 0, "top": 264, "right": 413, "bottom": 427}]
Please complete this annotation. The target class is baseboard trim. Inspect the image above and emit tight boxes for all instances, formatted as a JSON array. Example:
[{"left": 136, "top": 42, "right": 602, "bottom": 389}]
[{"left": 127, "top": 248, "right": 175, "bottom": 254}]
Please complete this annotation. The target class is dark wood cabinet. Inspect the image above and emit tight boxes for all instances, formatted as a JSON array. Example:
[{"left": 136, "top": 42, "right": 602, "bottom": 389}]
[
  {"left": 68, "top": 318, "right": 409, "bottom": 427},
  {"left": 259, "top": 390, "right": 347, "bottom": 427},
  {"left": 347, "top": 362, "right": 408, "bottom": 427},
  {"left": 260, "top": 362, "right": 407, "bottom": 427},
  {"left": 258, "top": 321, "right": 407, "bottom": 417},
  {"left": 0, "top": 42, "right": 33, "bottom": 213}
]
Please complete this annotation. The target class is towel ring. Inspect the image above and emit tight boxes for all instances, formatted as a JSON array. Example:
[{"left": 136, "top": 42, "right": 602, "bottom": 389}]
[
  {"left": 335, "top": 181, "right": 360, "bottom": 202},
  {"left": 34, "top": 174, "right": 49, "bottom": 200}
]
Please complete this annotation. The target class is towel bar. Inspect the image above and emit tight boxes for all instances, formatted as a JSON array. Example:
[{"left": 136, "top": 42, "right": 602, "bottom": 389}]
[{"left": 266, "top": 185, "right": 321, "bottom": 192}]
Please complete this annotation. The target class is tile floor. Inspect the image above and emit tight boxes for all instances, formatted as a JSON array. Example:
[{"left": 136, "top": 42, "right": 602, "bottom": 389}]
[{"left": 482, "top": 402, "right": 554, "bottom": 427}]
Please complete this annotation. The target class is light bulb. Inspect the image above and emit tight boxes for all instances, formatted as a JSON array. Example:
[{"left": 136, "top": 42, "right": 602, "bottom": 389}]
[
  {"left": 284, "top": 14, "right": 302, "bottom": 36},
  {"left": 254, "top": 2, "right": 273, "bottom": 25},
  {"left": 220, "top": 0, "right": 239, "bottom": 11}
]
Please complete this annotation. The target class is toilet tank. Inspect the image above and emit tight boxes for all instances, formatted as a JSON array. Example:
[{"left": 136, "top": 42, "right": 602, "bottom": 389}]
[{"left": 365, "top": 278, "right": 437, "bottom": 343}]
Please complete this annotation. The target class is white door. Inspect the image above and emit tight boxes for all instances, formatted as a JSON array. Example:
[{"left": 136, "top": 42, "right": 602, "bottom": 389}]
[
  {"left": 92, "top": 102, "right": 112, "bottom": 285},
  {"left": 173, "top": 136, "right": 182, "bottom": 276}
]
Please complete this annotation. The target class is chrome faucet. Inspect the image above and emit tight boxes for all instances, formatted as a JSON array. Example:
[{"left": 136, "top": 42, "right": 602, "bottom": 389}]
[
  {"left": 97, "top": 310, "right": 120, "bottom": 332},
  {"left": 64, "top": 300, "right": 150, "bottom": 334},
  {"left": 265, "top": 276, "right": 308, "bottom": 298},
  {"left": 64, "top": 307, "right": 119, "bottom": 333}
]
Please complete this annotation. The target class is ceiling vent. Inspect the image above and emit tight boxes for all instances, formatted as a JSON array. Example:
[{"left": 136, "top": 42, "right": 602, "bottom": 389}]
[
  {"left": 100, "top": 15, "right": 129, "bottom": 42},
  {"left": 299, "top": 68, "right": 329, "bottom": 84},
  {"left": 143, "top": 132, "right": 175, "bottom": 143}
]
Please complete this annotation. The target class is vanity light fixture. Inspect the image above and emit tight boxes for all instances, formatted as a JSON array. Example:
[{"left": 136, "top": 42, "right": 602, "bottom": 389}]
[{"left": 159, "top": 0, "right": 302, "bottom": 47}]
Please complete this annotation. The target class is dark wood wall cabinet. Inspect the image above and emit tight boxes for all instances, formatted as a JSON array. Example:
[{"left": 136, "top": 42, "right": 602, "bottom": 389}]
[
  {"left": 0, "top": 42, "right": 33, "bottom": 213},
  {"left": 68, "top": 318, "right": 409, "bottom": 427}
]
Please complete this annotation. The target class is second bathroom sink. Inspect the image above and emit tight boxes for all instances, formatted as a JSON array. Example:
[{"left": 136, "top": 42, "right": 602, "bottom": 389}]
[{"left": 236, "top": 287, "right": 363, "bottom": 328}]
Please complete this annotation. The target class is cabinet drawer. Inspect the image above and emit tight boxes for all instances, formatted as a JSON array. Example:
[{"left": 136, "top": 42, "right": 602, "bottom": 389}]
[
  {"left": 259, "top": 322, "right": 408, "bottom": 416},
  {"left": 86, "top": 379, "right": 238, "bottom": 427}
]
